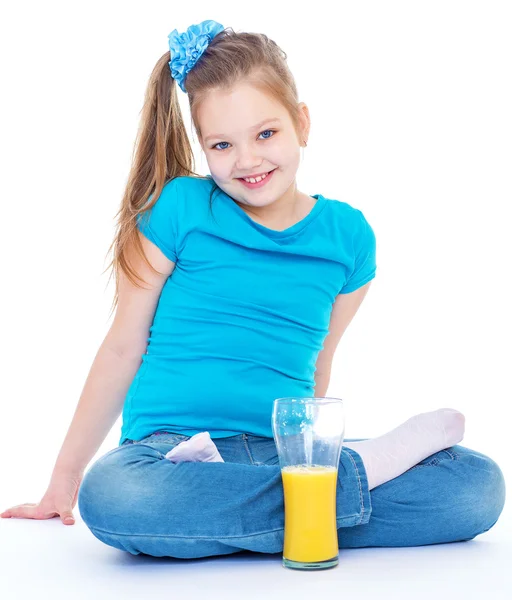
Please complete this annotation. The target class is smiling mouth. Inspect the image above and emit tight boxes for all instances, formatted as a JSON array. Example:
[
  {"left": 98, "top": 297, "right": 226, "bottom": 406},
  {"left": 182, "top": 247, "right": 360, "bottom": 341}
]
[
  {"left": 237, "top": 168, "right": 276, "bottom": 181},
  {"left": 236, "top": 168, "right": 277, "bottom": 189}
]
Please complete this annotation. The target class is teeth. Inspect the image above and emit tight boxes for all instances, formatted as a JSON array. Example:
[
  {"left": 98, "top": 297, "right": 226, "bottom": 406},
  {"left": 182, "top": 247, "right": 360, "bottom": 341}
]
[{"left": 243, "top": 171, "right": 269, "bottom": 183}]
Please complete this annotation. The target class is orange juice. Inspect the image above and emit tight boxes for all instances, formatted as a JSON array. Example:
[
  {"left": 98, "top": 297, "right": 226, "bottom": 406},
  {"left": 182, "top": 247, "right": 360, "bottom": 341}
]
[{"left": 281, "top": 465, "right": 339, "bottom": 563}]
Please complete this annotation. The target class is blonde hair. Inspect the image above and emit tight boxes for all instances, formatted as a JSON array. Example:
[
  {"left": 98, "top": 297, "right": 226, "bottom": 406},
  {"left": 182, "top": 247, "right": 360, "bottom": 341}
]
[{"left": 103, "top": 27, "right": 304, "bottom": 321}]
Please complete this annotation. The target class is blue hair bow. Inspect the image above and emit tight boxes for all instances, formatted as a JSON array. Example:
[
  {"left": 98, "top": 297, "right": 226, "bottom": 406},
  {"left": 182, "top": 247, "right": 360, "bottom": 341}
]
[{"left": 168, "top": 19, "right": 225, "bottom": 93}]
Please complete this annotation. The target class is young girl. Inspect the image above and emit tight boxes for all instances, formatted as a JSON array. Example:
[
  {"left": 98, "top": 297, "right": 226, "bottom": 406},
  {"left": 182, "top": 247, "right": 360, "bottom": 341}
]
[{"left": 2, "top": 20, "right": 505, "bottom": 558}]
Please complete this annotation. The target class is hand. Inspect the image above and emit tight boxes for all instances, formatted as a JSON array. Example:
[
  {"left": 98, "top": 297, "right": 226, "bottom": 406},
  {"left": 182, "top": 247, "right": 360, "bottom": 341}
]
[{"left": 1, "top": 471, "right": 83, "bottom": 526}]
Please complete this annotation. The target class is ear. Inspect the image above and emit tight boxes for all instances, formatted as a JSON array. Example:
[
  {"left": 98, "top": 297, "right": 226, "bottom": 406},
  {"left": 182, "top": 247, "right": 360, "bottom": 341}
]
[{"left": 297, "top": 102, "right": 311, "bottom": 143}]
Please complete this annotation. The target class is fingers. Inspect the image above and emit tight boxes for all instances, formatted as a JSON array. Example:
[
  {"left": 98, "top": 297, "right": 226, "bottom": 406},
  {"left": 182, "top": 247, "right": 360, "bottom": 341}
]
[
  {"left": 1, "top": 504, "right": 75, "bottom": 525},
  {"left": 1, "top": 504, "right": 40, "bottom": 519}
]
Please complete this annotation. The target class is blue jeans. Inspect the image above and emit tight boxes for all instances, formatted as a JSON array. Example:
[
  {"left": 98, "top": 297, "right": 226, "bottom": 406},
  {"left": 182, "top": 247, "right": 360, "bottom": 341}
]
[{"left": 78, "top": 432, "right": 506, "bottom": 558}]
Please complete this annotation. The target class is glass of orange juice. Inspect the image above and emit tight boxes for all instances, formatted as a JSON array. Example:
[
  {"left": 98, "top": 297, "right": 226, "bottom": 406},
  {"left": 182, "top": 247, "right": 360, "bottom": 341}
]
[{"left": 272, "top": 397, "right": 345, "bottom": 570}]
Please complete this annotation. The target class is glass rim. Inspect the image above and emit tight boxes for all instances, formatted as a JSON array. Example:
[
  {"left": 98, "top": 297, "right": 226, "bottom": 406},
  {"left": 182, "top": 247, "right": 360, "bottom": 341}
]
[{"left": 273, "top": 396, "right": 343, "bottom": 404}]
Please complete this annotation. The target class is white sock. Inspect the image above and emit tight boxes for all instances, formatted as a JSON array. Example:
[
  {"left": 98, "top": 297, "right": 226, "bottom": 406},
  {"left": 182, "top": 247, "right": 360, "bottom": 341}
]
[
  {"left": 165, "top": 432, "right": 225, "bottom": 463},
  {"left": 343, "top": 408, "right": 465, "bottom": 490}
]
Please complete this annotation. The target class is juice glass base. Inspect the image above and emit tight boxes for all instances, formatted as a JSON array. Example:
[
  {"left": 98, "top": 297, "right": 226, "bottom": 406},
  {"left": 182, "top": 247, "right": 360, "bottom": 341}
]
[{"left": 282, "top": 555, "right": 339, "bottom": 570}]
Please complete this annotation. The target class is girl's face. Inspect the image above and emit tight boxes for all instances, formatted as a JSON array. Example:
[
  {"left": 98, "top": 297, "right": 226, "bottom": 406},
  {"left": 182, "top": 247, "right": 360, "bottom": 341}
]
[{"left": 197, "top": 83, "right": 309, "bottom": 209}]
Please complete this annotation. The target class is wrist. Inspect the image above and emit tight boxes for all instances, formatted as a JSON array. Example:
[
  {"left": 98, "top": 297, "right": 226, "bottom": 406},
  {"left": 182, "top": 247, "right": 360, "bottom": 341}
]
[{"left": 52, "top": 460, "right": 85, "bottom": 479}]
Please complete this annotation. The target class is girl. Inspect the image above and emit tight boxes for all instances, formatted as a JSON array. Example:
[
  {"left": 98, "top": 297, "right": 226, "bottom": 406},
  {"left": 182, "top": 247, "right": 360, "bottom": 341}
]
[{"left": 1, "top": 20, "right": 505, "bottom": 558}]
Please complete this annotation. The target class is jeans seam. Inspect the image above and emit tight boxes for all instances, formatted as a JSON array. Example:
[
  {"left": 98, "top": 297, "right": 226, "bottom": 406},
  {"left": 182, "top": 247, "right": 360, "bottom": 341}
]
[
  {"left": 341, "top": 449, "right": 366, "bottom": 525},
  {"left": 90, "top": 524, "right": 284, "bottom": 540},
  {"left": 443, "top": 448, "right": 460, "bottom": 461},
  {"left": 242, "top": 435, "right": 256, "bottom": 465},
  {"left": 90, "top": 515, "right": 363, "bottom": 541}
]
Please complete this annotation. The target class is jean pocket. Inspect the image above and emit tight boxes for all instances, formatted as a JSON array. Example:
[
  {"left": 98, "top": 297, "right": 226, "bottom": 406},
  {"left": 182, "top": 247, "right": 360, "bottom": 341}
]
[{"left": 137, "top": 433, "right": 190, "bottom": 445}]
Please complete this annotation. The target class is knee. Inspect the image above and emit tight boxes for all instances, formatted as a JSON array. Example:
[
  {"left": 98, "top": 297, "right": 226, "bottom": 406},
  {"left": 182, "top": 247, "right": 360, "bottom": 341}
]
[
  {"left": 78, "top": 445, "right": 149, "bottom": 531},
  {"left": 478, "top": 453, "right": 507, "bottom": 530},
  {"left": 454, "top": 447, "right": 506, "bottom": 537}
]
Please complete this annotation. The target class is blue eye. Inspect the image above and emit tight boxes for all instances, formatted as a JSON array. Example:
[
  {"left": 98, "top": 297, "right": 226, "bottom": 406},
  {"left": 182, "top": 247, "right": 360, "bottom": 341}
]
[
  {"left": 211, "top": 129, "right": 276, "bottom": 151},
  {"left": 259, "top": 129, "right": 275, "bottom": 140}
]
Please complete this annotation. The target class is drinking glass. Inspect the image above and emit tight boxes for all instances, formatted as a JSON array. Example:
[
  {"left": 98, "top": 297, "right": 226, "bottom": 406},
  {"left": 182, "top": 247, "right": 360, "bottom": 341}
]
[{"left": 272, "top": 397, "right": 345, "bottom": 570}]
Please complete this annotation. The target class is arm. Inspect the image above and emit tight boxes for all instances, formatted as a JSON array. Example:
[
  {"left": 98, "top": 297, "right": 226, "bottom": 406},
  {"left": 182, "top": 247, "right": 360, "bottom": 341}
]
[
  {"left": 53, "top": 231, "right": 176, "bottom": 476},
  {"left": 53, "top": 345, "right": 143, "bottom": 475},
  {"left": 313, "top": 281, "right": 373, "bottom": 396}
]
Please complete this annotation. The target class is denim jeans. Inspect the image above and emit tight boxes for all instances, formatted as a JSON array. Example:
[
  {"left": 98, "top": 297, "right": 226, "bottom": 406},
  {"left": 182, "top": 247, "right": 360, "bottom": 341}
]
[{"left": 78, "top": 432, "right": 506, "bottom": 559}]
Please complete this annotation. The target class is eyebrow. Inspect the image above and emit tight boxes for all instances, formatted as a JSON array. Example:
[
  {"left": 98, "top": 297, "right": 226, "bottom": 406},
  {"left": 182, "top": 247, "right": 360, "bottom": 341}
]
[{"left": 204, "top": 118, "right": 282, "bottom": 143}]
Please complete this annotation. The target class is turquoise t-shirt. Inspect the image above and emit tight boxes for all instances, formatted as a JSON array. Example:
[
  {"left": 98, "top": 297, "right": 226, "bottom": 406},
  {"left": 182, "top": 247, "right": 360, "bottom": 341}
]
[{"left": 119, "top": 175, "right": 376, "bottom": 444}]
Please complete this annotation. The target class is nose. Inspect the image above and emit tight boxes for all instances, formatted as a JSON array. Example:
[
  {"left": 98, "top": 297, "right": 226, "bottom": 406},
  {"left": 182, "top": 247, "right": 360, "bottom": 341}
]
[{"left": 235, "top": 146, "right": 264, "bottom": 173}]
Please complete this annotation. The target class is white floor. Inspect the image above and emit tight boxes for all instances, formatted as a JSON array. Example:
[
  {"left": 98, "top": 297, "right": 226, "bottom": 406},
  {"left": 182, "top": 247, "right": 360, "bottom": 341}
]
[{"left": 1, "top": 503, "right": 511, "bottom": 600}]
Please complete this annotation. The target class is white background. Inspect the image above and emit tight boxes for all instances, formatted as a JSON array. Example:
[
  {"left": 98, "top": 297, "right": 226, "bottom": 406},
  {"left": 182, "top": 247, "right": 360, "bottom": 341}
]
[{"left": 1, "top": 0, "right": 510, "bottom": 585}]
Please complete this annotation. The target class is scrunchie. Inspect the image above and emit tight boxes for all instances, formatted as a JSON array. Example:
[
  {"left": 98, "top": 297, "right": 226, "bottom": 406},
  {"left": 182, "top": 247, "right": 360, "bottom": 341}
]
[{"left": 168, "top": 19, "right": 225, "bottom": 93}]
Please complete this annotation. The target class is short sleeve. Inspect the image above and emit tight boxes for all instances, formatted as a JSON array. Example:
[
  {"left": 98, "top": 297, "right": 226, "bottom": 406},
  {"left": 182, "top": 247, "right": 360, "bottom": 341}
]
[
  {"left": 339, "top": 209, "right": 377, "bottom": 294},
  {"left": 136, "top": 179, "right": 180, "bottom": 263}
]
